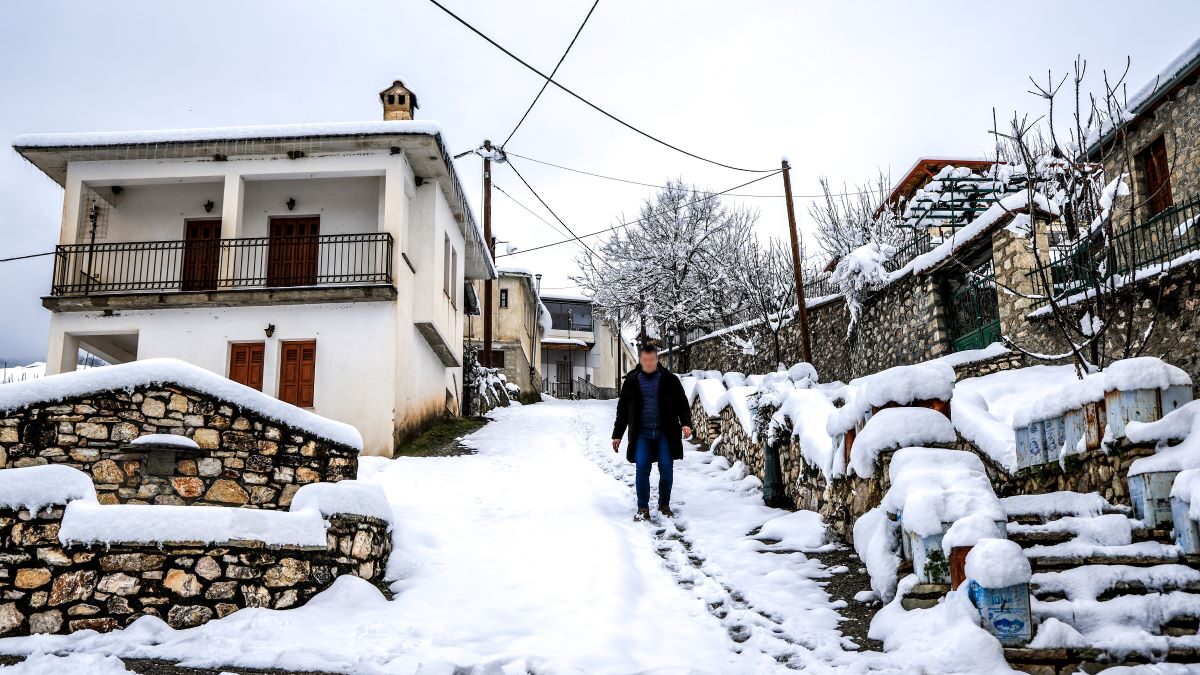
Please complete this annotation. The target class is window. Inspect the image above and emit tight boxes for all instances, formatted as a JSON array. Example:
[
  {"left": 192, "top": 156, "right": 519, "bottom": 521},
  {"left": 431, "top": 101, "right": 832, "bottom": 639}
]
[
  {"left": 228, "top": 343, "right": 265, "bottom": 391},
  {"left": 387, "top": 94, "right": 395, "bottom": 104},
  {"left": 484, "top": 350, "right": 506, "bottom": 368},
  {"left": 1137, "top": 136, "right": 1173, "bottom": 217},
  {"left": 451, "top": 247, "right": 458, "bottom": 308},
  {"left": 396, "top": 95, "right": 406, "bottom": 105},
  {"left": 443, "top": 235, "right": 451, "bottom": 297},
  {"left": 279, "top": 340, "right": 316, "bottom": 408},
  {"left": 544, "top": 300, "right": 593, "bottom": 331},
  {"left": 500, "top": 289, "right": 509, "bottom": 308}
]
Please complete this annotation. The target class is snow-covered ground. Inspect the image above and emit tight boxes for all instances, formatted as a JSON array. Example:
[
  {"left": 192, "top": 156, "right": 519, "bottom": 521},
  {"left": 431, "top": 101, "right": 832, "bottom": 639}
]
[{"left": 0, "top": 398, "right": 919, "bottom": 674}]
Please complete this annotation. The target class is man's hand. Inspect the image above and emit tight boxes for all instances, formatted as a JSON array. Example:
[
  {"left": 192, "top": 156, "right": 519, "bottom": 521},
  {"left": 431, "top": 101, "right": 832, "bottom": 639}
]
[
  {"left": 682, "top": 426, "right": 693, "bottom": 439},
  {"left": 611, "top": 438, "right": 621, "bottom": 452}
]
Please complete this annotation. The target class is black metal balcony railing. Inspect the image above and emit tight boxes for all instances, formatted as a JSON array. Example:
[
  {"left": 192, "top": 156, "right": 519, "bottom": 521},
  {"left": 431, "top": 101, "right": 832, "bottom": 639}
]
[{"left": 50, "top": 233, "right": 393, "bottom": 296}]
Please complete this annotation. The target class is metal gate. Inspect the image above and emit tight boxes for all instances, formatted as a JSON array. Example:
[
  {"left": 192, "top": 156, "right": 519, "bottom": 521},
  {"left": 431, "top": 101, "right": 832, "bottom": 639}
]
[{"left": 949, "top": 258, "right": 1001, "bottom": 352}]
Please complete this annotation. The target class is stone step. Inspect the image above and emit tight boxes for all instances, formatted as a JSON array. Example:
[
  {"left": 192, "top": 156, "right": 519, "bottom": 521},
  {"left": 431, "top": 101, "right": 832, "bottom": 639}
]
[
  {"left": 1033, "top": 592, "right": 1200, "bottom": 640},
  {"left": 1004, "top": 645, "right": 1200, "bottom": 674},
  {"left": 1030, "top": 564, "right": 1200, "bottom": 601},
  {"left": 1009, "top": 530, "right": 1075, "bottom": 548},
  {"left": 900, "top": 583, "right": 949, "bottom": 611},
  {"left": 1131, "top": 526, "right": 1176, "bottom": 544},
  {"left": 1031, "top": 553, "right": 1185, "bottom": 571}
]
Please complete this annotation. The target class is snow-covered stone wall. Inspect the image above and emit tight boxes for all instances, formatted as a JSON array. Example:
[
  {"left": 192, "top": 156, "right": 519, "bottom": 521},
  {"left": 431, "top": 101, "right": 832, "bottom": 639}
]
[
  {"left": 0, "top": 497, "right": 390, "bottom": 636},
  {"left": 0, "top": 381, "right": 359, "bottom": 510}
]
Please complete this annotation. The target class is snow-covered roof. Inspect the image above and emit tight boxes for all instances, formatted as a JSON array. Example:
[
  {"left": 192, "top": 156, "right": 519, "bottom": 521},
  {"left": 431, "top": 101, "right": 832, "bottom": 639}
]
[
  {"left": 0, "top": 358, "right": 362, "bottom": 449},
  {"left": 541, "top": 337, "right": 589, "bottom": 347},
  {"left": 11, "top": 120, "right": 444, "bottom": 149},
  {"left": 1089, "top": 37, "right": 1200, "bottom": 154}
]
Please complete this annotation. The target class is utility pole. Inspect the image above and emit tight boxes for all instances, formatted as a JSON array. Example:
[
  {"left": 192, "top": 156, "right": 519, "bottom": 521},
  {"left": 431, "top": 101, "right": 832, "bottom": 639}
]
[
  {"left": 781, "top": 159, "right": 812, "bottom": 364},
  {"left": 482, "top": 140, "right": 494, "bottom": 370}
]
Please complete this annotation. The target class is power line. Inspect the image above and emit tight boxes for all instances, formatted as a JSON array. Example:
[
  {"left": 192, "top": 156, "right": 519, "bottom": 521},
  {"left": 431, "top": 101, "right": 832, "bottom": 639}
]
[
  {"left": 497, "top": 169, "right": 783, "bottom": 258},
  {"left": 493, "top": 182, "right": 573, "bottom": 242},
  {"left": 505, "top": 151, "right": 881, "bottom": 199},
  {"left": 424, "top": 0, "right": 775, "bottom": 174},
  {"left": 502, "top": 0, "right": 600, "bottom": 148},
  {"left": 0, "top": 251, "right": 54, "bottom": 264},
  {"left": 506, "top": 159, "right": 599, "bottom": 259}
]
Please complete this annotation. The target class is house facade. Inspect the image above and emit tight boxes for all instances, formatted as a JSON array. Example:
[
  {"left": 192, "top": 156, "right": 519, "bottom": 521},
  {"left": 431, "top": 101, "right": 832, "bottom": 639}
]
[
  {"left": 539, "top": 294, "right": 635, "bottom": 399},
  {"left": 12, "top": 81, "right": 494, "bottom": 456},
  {"left": 465, "top": 268, "right": 546, "bottom": 399}
]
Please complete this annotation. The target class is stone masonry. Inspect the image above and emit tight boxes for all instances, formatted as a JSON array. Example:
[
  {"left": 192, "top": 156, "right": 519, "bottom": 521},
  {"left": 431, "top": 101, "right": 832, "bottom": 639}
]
[
  {"left": 0, "top": 501, "right": 390, "bottom": 636},
  {"left": 0, "top": 383, "right": 359, "bottom": 509}
]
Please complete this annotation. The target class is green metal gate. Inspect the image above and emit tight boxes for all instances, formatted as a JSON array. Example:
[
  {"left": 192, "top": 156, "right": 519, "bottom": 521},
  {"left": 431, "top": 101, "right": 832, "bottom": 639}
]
[{"left": 949, "top": 258, "right": 1001, "bottom": 352}]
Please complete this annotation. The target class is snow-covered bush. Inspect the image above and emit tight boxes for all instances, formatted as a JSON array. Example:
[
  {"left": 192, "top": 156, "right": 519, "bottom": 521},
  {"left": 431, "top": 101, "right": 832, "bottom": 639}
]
[{"left": 831, "top": 241, "right": 896, "bottom": 335}]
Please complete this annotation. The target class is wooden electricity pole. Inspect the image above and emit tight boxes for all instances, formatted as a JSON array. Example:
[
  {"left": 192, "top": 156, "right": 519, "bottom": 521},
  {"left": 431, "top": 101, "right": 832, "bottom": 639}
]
[
  {"left": 781, "top": 159, "right": 812, "bottom": 364},
  {"left": 482, "top": 140, "right": 495, "bottom": 369}
]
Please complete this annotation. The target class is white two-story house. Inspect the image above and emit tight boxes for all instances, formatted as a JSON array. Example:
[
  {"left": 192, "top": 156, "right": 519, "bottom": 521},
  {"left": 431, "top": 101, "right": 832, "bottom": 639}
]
[
  {"left": 539, "top": 294, "right": 635, "bottom": 399},
  {"left": 12, "top": 80, "right": 494, "bottom": 456}
]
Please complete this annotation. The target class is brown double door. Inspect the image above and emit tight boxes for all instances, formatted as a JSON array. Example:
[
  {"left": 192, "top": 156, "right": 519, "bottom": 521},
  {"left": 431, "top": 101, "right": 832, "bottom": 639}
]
[
  {"left": 182, "top": 219, "right": 222, "bottom": 291},
  {"left": 267, "top": 217, "right": 320, "bottom": 287}
]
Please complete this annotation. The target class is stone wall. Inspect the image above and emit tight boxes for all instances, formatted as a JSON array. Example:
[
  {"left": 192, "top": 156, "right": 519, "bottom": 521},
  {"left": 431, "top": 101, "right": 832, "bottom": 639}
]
[
  {"left": 0, "top": 502, "right": 390, "bottom": 636},
  {"left": 684, "top": 272, "right": 949, "bottom": 383},
  {"left": 0, "top": 384, "right": 359, "bottom": 510}
]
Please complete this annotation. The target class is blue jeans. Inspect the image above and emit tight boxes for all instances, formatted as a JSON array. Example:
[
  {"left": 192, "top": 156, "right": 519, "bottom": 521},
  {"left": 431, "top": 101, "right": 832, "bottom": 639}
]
[{"left": 635, "top": 433, "right": 673, "bottom": 509}]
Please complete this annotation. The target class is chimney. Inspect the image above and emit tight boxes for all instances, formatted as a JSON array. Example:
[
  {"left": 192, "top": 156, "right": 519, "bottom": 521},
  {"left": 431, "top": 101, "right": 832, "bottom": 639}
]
[{"left": 379, "top": 80, "right": 418, "bottom": 121}]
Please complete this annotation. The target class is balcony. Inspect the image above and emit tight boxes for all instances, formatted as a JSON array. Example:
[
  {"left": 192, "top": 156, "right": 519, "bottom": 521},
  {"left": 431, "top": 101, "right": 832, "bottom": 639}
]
[{"left": 45, "top": 232, "right": 395, "bottom": 311}]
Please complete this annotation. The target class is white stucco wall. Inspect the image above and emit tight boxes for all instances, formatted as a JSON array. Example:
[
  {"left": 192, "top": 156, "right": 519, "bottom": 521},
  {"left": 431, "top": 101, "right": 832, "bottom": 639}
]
[{"left": 46, "top": 302, "right": 399, "bottom": 456}]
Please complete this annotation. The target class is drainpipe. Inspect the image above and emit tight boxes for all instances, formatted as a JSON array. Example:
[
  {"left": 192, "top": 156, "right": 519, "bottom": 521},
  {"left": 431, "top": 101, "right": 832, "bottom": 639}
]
[
  {"left": 84, "top": 202, "right": 99, "bottom": 295},
  {"left": 762, "top": 429, "right": 786, "bottom": 508}
]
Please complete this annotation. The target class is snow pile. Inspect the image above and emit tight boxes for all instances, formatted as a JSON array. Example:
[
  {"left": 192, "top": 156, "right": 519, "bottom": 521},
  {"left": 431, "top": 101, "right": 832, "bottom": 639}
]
[
  {"left": 1008, "top": 514, "right": 1133, "bottom": 548},
  {"left": 0, "top": 652, "right": 135, "bottom": 674},
  {"left": 832, "top": 241, "right": 896, "bottom": 332},
  {"left": 786, "top": 361, "right": 818, "bottom": 384},
  {"left": 1128, "top": 400, "right": 1200, "bottom": 476},
  {"left": 59, "top": 501, "right": 331, "bottom": 547},
  {"left": 953, "top": 365, "right": 1078, "bottom": 471},
  {"left": 853, "top": 507, "right": 901, "bottom": 602},
  {"left": 722, "top": 385, "right": 759, "bottom": 435},
  {"left": 290, "top": 480, "right": 394, "bottom": 523},
  {"left": 127, "top": 433, "right": 199, "bottom": 449},
  {"left": 768, "top": 388, "right": 836, "bottom": 476},
  {"left": 722, "top": 372, "right": 747, "bottom": 389},
  {"left": 694, "top": 378, "right": 729, "bottom": 417},
  {"left": 0, "top": 358, "right": 362, "bottom": 449},
  {"left": 942, "top": 512, "right": 1006, "bottom": 553},
  {"left": 869, "top": 575, "right": 1016, "bottom": 674},
  {"left": 826, "top": 360, "right": 955, "bottom": 439},
  {"left": 1001, "top": 491, "right": 1114, "bottom": 519},
  {"left": 883, "top": 448, "right": 1004, "bottom": 537},
  {"left": 963, "top": 538, "right": 1031, "bottom": 588},
  {"left": 1172, "top": 469, "right": 1200, "bottom": 522},
  {"left": 0, "top": 465, "right": 97, "bottom": 513},
  {"left": 849, "top": 407, "right": 956, "bottom": 477},
  {"left": 1104, "top": 357, "right": 1191, "bottom": 391},
  {"left": 678, "top": 375, "right": 699, "bottom": 405}
]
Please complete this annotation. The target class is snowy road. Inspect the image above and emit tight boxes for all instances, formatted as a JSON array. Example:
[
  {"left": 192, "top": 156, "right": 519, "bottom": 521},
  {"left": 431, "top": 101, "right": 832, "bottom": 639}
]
[{"left": 1, "top": 399, "right": 900, "bottom": 674}]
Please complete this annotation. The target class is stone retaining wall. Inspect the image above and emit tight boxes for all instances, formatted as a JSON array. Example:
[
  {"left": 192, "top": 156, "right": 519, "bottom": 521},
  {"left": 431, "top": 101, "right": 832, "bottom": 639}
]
[
  {"left": 0, "top": 384, "right": 358, "bottom": 510},
  {"left": 0, "top": 502, "right": 390, "bottom": 636}
]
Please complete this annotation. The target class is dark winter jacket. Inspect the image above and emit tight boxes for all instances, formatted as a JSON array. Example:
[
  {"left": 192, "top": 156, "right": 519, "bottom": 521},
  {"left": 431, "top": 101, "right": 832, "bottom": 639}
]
[{"left": 612, "top": 365, "right": 694, "bottom": 464}]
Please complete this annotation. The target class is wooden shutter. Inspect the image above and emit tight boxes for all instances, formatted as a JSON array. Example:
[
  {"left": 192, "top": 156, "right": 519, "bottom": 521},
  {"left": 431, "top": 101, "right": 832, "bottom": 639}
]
[
  {"left": 451, "top": 247, "right": 458, "bottom": 306},
  {"left": 1140, "top": 137, "right": 1173, "bottom": 217},
  {"left": 229, "top": 343, "right": 265, "bottom": 391},
  {"left": 279, "top": 340, "right": 316, "bottom": 408},
  {"left": 443, "top": 235, "right": 451, "bottom": 296}
]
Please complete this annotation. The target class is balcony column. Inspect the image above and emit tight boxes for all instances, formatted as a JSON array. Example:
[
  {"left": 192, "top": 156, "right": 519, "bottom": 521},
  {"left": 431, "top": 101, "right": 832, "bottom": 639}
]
[
  {"left": 381, "top": 164, "right": 410, "bottom": 280},
  {"left": 218, "top": 175, "right": 244, "bottom": 287}
]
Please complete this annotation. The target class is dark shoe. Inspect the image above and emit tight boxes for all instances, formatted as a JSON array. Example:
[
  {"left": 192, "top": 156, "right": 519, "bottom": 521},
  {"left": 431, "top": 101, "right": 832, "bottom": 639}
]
[
  {"left": 634, "top": 508, "right": 651, "bottom": 521},
  {"left": 658, "top": 504, "right": 674, "bottom": 518}
]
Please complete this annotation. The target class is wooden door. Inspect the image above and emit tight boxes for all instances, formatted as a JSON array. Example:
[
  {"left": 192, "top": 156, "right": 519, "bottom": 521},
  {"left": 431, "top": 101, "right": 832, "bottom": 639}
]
[
  {"left": 229, "top": 343, "right": 265, "bottom": 391},
  {"left": 279, "top": 340, "right": 316, "bottom": 407},
  {"left": 267, "top": 217, "right": 320, "bottom": 287},
  {"left": 182, "top": 219, "right": 221, "bottom": 291}
]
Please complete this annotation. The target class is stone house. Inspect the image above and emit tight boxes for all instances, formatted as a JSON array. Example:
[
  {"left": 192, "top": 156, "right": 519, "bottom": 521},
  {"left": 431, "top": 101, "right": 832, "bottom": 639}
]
[
  {"left": 465, "top": 267, "right": 547, "bottom": 400},
  {"left": 11, "top": 80, "right": 496, "bottom": 457}
]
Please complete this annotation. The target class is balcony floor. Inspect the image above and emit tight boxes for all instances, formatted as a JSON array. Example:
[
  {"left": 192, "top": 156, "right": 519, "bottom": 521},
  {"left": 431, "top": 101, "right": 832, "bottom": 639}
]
[{"left": 43, "top": 284, "right": 397, "bottom": 312}]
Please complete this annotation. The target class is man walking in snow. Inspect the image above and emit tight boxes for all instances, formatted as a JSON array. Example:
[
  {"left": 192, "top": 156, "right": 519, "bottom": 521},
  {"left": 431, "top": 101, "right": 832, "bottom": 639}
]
[{"left": 612, "top": 341, "right": 694, "bottom": 521}]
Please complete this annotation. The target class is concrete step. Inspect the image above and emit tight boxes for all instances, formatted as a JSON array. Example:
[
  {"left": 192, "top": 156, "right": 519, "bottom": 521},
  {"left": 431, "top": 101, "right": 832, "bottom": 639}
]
[
  {"left": 1030, "top": 564, "right": 1200, "bottom": 602},
  {"left": 1004, "top": 645, "right": 1200, "bottom": 674}
]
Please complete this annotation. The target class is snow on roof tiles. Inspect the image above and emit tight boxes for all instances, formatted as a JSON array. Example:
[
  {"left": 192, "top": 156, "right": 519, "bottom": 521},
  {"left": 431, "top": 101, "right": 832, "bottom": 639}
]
[{"left": 0, "top": 358, "right": 362, "bottom": 450}]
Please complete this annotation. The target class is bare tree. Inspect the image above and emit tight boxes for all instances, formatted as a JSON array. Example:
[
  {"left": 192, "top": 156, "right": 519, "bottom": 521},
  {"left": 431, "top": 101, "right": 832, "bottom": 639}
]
[
  {"left": 984, "top": 56, "right": 1173, "bottom": 375},
  {"left": 807, "top": 171, "right": 907, "bottom": 266},
  {"left": 573, "top": 179, "right": 755, "bottom": 371},
  {"left": 723, "top": 234, "right": 797, "bottom": 366}
]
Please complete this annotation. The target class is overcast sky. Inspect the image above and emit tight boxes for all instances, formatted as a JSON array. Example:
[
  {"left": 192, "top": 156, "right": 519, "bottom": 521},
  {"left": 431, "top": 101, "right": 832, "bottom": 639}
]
[{"left": 1, "top": 1, "right": 1198, "bottom": 364}]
